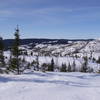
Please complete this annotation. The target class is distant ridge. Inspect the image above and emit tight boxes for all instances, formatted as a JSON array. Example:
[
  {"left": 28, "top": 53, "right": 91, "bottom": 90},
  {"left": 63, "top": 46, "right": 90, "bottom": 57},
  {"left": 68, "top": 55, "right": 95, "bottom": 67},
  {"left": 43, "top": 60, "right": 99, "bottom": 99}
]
[{"left": 3, "top": 38, "right": 94, "bottom": 50}]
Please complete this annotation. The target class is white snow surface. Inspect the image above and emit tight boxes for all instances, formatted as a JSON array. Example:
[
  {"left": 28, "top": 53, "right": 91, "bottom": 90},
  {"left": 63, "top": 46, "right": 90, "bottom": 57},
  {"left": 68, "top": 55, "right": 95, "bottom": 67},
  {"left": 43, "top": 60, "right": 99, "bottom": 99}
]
[{"left": 0, "top": 71, "right": 100, "bottom": 100}]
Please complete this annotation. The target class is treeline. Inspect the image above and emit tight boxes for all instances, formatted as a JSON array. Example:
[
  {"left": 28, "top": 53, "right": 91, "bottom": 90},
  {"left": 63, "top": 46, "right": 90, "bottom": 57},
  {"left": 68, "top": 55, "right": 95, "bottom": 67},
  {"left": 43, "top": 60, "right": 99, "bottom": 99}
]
[
  {"left": 29, "top": 55, "right": 100, "bottom": 73},
  {"left": 0, "top": 27, "right": 100, "bottom": 74}
]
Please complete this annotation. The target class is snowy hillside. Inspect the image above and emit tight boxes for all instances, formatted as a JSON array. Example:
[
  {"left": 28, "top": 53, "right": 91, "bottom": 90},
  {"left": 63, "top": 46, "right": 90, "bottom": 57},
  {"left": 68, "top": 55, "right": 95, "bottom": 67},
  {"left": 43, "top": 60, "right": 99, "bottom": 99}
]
[
  {"left": 19, "top": 39, "right": 100, "bottom": 57},
  {"left": 3, "top": 39, "right": 100, "bottom": 73},
  {"left": 0, "top": 71, "right": 100, "bottom": 100},
  {"left": 1, "top": 38, "right": 100, "bottom": 100}
]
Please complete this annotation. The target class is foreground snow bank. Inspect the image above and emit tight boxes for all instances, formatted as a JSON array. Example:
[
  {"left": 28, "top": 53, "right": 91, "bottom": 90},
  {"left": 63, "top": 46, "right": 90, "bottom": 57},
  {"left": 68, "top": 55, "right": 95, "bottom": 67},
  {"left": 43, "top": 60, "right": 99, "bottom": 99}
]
[{"left": 0, "top": 72, "right": 100, "bottom": 100}]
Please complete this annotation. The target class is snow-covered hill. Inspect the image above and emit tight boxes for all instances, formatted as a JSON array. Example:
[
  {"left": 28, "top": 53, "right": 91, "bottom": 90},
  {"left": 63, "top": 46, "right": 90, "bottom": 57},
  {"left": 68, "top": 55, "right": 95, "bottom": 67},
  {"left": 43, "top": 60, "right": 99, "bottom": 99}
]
[
  {"left": 19, "top": 39, "right": 100, "bottom": 58},
  {"left": 4, "top": 39, "right": 100, "bottom": 73},
  {"left": 0, "top": 71, "right": 100, "bottom": 100},
  {"left": 1, "top": 39, "right": 100, "bottom": 100}
]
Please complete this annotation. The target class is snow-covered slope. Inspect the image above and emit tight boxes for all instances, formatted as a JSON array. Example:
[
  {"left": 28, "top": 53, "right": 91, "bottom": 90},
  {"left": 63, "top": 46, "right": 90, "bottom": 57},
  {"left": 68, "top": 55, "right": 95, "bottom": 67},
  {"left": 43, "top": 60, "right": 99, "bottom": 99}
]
[
  {"left": 19, "top": 39, "right": 100, "bottom": 57},
  {"left": 4, "top": 39, "right": 100, "bottom": 72},
  {"left": 0, "top": 71, "right": 100, "bottom": 100}
]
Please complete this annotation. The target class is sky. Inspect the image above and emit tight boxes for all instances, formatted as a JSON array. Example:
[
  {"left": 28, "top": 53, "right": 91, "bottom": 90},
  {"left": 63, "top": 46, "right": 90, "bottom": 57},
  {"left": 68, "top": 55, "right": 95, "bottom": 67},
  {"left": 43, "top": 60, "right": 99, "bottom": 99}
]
[{"left": 0, "top": 0, "right": 100, "bottom": 39}]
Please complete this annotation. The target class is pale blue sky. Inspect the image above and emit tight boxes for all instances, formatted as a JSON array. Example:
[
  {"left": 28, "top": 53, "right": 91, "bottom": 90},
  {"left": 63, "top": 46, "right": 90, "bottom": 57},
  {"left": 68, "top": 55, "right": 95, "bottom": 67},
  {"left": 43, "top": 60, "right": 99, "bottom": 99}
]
[{"left": 0, "top": 0, "right": 100, "bottom": 39}]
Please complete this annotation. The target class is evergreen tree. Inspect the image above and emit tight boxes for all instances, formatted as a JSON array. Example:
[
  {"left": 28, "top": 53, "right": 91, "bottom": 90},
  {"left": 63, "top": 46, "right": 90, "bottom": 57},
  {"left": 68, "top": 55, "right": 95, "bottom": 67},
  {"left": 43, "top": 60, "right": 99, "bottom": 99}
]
[
  {"left": 9, "top": 26, "right": 21, "bottom": 74},
  {"left": 92, "top": 57, "right": 96, "bottom": 63},
  {"left": 0, "top": 37, "right": 5, "bottom": 66},
  {"left": 48, "top": 58, "right": 54, "bottom": 71},
  {"left": 67, "top": 62, "right": 71, "bottom": 72},
  {"left": 60, "top": 63, "right": 67, "bottom": 72},
  {"left": 0, "top": 37, "right": 5, "bottom": 73}
]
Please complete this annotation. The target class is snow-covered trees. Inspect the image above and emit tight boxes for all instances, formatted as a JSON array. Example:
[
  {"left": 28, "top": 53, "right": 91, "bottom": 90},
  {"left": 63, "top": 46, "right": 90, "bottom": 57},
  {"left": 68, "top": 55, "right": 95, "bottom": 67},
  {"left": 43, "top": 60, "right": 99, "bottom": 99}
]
[
  {"left": 1, "top": 27, "right": 100, "bottom": 74},
  {"left": 71, "top": 60, "right": 76, "bottom": 72},
  {"left": 81, "top": 56, "right": 88, "bottom": 72}
]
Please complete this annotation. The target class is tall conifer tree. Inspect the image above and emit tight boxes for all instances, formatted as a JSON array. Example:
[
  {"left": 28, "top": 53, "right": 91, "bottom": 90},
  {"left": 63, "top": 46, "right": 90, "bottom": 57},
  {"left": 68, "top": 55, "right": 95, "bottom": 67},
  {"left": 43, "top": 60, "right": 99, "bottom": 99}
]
[
  {"left": 9, "top": 26, "right": 21, "bottom": 74},
  {"left": 0, "top": 37, "right": 5, "bottom": 68}
]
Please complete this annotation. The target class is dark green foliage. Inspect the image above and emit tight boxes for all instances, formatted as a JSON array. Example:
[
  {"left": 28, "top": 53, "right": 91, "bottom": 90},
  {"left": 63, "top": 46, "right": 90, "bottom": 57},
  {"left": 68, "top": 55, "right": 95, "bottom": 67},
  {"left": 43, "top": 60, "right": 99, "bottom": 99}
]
[
  {"left": 12, "top": 30, "right": 20, "bottom": 56},
  {"left": 9, "top": 26, "right": 21, "bottom": 74},
  {"left": 60, "top": 63, "right": 67, "bottom": 72},
  {"left": 0, "top": 37, "right": 5, "bottom": 73},
  {"left": 0, "top": 37, "right": 4, "bottom": 50},
  {"left": 48, "top": 58, "right": 54, "bottom": 71},
  {"left": 0, "top": 54, "right": 5, "bottom": 67},
  {"left": 9, "top": 58, "right": 19, "bottom": 71},
  {"left": 0, "top": 37, "right": 5, "bottom": 68}
]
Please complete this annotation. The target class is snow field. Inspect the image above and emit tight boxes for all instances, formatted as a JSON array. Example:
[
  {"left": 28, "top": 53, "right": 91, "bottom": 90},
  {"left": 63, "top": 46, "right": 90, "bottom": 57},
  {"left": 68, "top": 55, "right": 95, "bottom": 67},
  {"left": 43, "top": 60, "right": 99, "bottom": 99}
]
[{"left": 0, "top": 72, "right": 100, "bottom": 100}]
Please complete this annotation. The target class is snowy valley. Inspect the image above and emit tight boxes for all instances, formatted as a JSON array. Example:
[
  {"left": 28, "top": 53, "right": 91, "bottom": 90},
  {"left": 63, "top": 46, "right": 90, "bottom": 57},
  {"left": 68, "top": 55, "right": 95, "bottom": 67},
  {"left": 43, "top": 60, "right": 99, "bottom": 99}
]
[
  {"left": 4, "top": 38, "right": 100, "bottom": 72},
  {"left": 1, "top": 38, "right": 100, "bottom": 100}
]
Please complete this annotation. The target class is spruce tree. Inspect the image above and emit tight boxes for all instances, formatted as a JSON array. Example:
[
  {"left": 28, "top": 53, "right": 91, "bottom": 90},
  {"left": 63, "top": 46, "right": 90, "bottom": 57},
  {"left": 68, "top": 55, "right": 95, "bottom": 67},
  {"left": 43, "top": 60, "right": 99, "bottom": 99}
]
[
  {"left": 0, "top": 37, "right": 5, "bottom": 66},
  {"left": 67, "top": 62, "right": 71, "bottom": 72},
  {"left": 60, "top": 63, "right": 67, "bottom": 72},
  {"left": 48, "top": 58, "right": 54, "bottom": 71},
  {"left": 0, "top": 37, "right": 5, "bottom": 73},
  {"left": 9, "top": 26, "right": 21, "bottom": 74}
]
